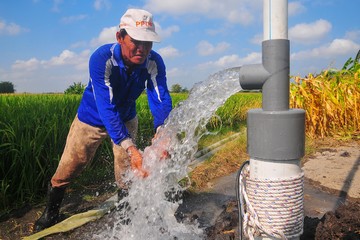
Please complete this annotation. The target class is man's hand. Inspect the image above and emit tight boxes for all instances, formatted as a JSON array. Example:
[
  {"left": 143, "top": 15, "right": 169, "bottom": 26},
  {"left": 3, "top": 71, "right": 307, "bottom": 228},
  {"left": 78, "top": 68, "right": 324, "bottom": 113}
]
[
  {"left": 126, "top": 146, "right": 149, "bottom": 178},
  {"left": 151, "top": 128, "right": 170, "bottom": 160}
]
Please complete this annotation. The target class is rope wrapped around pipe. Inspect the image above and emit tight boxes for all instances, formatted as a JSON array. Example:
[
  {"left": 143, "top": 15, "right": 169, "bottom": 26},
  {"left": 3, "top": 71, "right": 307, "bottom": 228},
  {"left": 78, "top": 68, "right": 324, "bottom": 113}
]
[{"left": 239, "top": 164, "right": 304, "bottom": 240}]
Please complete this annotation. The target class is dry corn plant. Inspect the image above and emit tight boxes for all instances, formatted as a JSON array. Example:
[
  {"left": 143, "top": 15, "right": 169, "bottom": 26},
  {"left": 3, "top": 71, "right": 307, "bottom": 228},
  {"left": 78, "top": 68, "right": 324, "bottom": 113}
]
[{"left": 290, "top": 66, "right": 359, "bottom": 139}]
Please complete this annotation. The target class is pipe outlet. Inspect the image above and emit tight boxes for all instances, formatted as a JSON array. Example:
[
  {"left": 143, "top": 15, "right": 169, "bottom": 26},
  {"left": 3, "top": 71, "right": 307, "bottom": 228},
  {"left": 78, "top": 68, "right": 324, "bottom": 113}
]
[{"left": 239, "top": 64, "right": 270, "bottom": 90}]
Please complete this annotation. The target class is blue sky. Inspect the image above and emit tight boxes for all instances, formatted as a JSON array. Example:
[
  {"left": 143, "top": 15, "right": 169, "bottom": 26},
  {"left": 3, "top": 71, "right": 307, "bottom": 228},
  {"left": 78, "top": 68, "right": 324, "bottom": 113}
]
[{"left": 0, "top": 0, "right": 359, "bottom": 93}]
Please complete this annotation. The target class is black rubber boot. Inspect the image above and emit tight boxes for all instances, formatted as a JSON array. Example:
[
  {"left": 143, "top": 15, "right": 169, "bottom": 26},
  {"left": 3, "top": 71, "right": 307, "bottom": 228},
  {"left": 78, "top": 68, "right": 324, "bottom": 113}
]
[{"left": 34, "top": 183, "right": 66, "bottom": 232}]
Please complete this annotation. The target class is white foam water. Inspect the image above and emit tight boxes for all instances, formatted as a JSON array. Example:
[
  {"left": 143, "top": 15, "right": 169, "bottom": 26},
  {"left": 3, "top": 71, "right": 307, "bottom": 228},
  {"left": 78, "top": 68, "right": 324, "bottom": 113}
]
[{"left": 94, "top": 67, "right": 242, "bottom": 240}]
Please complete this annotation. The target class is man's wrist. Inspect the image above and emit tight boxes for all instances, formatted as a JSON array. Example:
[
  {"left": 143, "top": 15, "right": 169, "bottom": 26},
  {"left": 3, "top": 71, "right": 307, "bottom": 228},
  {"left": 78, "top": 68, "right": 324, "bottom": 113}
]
[{"left": 120, "top": 138, "right": 135, "bottom": 150}]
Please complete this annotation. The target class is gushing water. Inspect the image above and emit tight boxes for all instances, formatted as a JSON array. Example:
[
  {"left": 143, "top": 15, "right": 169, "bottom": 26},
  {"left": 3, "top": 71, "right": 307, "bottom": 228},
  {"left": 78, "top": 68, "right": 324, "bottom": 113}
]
[{"left": 94, "top": 67, "right": 242, "bottom": 240}]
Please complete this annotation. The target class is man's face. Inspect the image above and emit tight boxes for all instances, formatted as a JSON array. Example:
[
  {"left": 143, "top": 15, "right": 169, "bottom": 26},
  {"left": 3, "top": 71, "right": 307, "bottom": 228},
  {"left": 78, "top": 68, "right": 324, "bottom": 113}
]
[{"left": 118, "top": 33, "right": 153, "bottom": 66}]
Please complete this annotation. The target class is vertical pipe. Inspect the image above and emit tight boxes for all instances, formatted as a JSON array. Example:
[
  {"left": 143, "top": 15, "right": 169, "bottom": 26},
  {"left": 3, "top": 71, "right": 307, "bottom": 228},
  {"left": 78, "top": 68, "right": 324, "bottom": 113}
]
[
  {"left": 262, "top": 40, "right": 290, "bottom": 111},
  {"left": 263, "top": 0, "right": 288, "bottom": 40},
  {"left": 245, "top": 1, "right": 304, "bottom": 239},
  {"left": 262, "top": 0, "right": 289, "bottom": 111}
]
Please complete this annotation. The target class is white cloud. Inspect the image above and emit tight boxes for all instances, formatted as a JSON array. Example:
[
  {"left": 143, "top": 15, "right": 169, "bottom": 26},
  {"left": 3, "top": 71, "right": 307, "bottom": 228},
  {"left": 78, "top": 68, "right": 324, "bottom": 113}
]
[
  {"left": 90, "top": 26, "right": 117, "bottom": 47},
  {"left": 288, "top": 1, "right": 306, "bottom": 16},
  {"left": 94, "top": 0, "right": 111, "bottom": 10},
  {"left": 46, "top": 49, "right": 90, "bottom": 70},
  {"left": 198, "top": 52, "right": 261, "bottom": 69},
  {"left": 166, "top": 67, "right": 181, "bottom": 78},
  {"left": 7, "top": 49, "right": 91, "bottom": 93},
  {"left": 12, "top": 58, "right": 41, "bottom": 71},
  {"left": 144, "top": 0, "right": 262, "bottom": 25},
  {"left": 236, "top": 52, "right": 261, "bottom": 65},
  {"left": 0, "top": 20, "right": 28, "bottom": 35},
  {"left": 250, "top": 33, "right": 262, "bottom": 45},
  {"left": 158, "top": 45, "right": 180, "bottom": 58},
  {"left": 75, "top": 50, "right": 91, "bottom": 70},
  {"left": 197, "top": 40, "right": 230, "bottom": 56},
  {"left": 289, "top": 19, "right": 332, "bottom": 44},
  {"left": 216, "top": 54, "right": 243, "bottom": 67},
  {"left": 61, "top": 14, "right": 87, "bottom": 24},
  {"left": 345, "top": 30, "right": 360, "bottom": 41},
  {"left": 291, "top": 39, "right": 360, "bottom": 61},
  {"left": 155, "top": 23, "right": 179, "bottom": 39},
  {"left": 47, "top": 50, "right": 76, "bottom": 66},
  {"left": 11, "top": 49, "right": 90, "bottom": 72}
]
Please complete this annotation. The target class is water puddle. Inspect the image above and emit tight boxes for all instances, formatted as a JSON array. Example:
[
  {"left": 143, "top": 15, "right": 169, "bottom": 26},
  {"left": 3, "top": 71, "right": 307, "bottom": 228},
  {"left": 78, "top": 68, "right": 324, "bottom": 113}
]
[{"left": 94, "top": 67, "right": 242, "bottom": 240}]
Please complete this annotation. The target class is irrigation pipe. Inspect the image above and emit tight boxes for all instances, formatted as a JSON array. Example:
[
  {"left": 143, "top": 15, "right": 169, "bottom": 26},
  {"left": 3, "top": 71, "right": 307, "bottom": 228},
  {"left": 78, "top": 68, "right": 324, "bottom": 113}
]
[{"left": 22, "top": 195, "right": 117, "bottom": 240}]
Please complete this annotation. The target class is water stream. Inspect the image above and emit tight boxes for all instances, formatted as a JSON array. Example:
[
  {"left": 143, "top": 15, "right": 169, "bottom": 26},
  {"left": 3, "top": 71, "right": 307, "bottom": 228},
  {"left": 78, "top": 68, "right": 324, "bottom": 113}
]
[{"left": 94, "top": 67, "right": 243, "bottom": 240}]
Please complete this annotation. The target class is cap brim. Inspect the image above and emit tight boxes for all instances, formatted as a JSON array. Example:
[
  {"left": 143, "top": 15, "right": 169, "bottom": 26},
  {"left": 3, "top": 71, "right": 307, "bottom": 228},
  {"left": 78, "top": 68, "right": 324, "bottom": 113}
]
[{"left": 125, "top": 28, "right": 161, "bottom": 43}]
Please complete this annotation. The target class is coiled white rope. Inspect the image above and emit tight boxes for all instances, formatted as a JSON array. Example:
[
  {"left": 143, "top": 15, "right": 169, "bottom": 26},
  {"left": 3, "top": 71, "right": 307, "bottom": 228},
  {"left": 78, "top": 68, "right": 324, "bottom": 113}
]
[{"left": 239, "top": 164, "right": 304, "bottom": 240}]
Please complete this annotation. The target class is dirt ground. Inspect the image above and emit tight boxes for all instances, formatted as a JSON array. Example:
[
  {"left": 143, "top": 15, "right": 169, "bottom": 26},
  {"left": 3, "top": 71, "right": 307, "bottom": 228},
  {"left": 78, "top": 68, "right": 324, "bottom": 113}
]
[
  {"left": 0, "top": 138, "right": 359, "bottom": 240},
  {"left": 301, "top": 139, "right": 360, "bottom": 240}
]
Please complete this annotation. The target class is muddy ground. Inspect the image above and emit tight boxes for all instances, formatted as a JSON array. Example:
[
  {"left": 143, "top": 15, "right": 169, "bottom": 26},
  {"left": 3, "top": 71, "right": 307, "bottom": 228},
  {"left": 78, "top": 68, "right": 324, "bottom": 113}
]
[{"left": 1, "top": 139, "right": 359, "bottom": 240}]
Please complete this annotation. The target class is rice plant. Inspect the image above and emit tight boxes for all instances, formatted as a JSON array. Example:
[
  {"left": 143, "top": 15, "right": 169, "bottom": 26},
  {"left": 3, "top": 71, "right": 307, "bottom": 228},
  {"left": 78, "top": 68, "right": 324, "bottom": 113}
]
[
  {"left": 0, "top": 94, "right": 80, "bottom": 213},
  {"left": 211, "top": 92, "right": 262, "bottom": 128}
]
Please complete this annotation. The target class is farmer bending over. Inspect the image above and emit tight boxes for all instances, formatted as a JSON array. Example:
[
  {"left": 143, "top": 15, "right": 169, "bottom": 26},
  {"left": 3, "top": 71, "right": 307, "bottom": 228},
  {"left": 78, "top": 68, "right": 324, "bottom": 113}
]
[{"left": 34, "top": 8, "right": 172, "bottom": 231}]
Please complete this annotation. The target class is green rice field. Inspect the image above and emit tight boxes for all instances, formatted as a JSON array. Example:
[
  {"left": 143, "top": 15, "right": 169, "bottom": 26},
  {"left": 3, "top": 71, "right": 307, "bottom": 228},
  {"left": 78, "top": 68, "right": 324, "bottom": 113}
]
[{"left": 0, "top": 92, "right": 261, "bottom": 214}]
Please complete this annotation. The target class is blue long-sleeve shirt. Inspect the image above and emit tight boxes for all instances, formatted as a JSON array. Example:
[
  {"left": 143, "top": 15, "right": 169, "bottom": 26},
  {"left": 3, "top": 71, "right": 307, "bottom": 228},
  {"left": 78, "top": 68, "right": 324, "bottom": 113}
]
[{"left": 77, "top": 43, "right": 172, "bottom": 145}]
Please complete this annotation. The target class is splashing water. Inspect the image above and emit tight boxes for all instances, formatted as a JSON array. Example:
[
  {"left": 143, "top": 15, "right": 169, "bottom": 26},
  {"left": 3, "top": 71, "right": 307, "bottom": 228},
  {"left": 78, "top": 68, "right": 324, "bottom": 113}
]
[{"left": 94, "top": 67, "right": 242, "bottom": 240}]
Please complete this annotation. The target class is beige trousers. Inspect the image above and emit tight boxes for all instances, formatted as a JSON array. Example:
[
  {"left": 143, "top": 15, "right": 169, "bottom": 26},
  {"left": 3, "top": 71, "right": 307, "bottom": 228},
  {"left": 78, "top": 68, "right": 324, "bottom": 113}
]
[{"left": 51, "top": 115, "right": 138, "bottom": 189}]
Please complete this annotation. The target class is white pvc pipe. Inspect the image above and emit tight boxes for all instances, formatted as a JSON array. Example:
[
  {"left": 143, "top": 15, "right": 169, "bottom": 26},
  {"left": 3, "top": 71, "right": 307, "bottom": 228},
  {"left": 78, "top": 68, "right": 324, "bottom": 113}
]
[
  {"left": 263, "top": 0, "right": 288, "bottom": 40},
  {"left": 250, "top": 159, "right": 302, "bottom": 179}
]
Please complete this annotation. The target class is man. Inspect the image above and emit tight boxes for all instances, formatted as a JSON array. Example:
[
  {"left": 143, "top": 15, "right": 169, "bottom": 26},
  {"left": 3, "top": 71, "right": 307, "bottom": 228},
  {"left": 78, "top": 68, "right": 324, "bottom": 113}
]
[{"left": 34, "top": 8, "right": 172, "bottom": 231}]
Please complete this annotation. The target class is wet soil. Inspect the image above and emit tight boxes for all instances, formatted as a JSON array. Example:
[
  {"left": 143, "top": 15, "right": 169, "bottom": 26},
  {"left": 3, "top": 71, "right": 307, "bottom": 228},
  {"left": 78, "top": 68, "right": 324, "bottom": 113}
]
[
  {"left": 204, "top": 199, "right": 360, "bottom": 240},
  {"left": 1, "top": 139, "right": 359, "bottom": 239}
]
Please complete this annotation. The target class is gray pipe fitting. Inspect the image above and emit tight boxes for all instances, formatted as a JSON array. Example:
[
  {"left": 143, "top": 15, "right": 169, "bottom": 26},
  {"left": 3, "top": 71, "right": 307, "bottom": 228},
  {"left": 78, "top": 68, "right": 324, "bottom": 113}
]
[{"left": 239, "top": 64, "right": 269, "bottom": 90}]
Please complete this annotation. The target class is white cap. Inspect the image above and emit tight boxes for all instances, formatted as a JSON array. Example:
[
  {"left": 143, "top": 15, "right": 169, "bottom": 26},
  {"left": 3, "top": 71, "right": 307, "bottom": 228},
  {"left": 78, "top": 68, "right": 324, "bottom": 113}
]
[{"left": 119, "top": 9, "right": 160, "bottom": 42}]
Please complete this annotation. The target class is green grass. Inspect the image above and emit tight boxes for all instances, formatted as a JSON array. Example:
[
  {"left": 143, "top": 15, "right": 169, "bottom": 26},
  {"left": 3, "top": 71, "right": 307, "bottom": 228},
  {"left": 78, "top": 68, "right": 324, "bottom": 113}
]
[{"left": 199, "top": 92, "right": 261, "bottom": 149}]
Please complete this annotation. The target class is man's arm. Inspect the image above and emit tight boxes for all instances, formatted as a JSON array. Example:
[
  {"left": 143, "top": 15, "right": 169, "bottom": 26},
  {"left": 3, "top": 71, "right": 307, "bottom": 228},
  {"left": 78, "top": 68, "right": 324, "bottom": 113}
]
[{"left": 146, "top": 51, "right": 173, "bottom": 129}]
